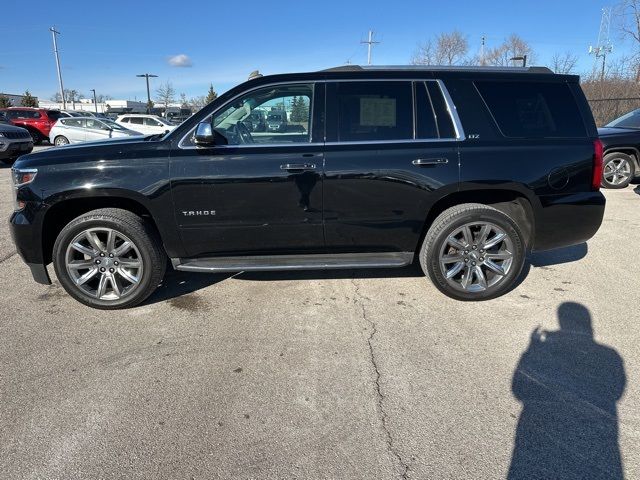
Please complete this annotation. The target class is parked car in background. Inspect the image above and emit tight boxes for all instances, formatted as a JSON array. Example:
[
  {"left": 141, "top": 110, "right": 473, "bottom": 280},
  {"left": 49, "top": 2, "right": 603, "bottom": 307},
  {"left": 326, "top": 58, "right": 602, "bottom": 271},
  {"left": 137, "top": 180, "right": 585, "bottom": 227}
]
[
  {"left": 243, "top": 110, "right": 266, "bottom": 132},
  {"left": 60, "top": 110, "right": 85, "bottom": 118},
  {"left": 115, "top": 114, "right": 176, "bottom": 135},
  {"left": 49, "top": 117, "right": 143, "bottom": 146},
  {"left": 0, "top": 107, "right": 64, "bottom": 144},
  {"left": 597, "top": 109, "right": 640, "bottom": 188},
  {"left": 0, "top": 121, "right": 33, "bottom": 164},
  {"left": 10, "top": 65, "right": 605, "bottom": 309},
  {"left": 266, "top": 110, "right": 287, "bottom": 132}
]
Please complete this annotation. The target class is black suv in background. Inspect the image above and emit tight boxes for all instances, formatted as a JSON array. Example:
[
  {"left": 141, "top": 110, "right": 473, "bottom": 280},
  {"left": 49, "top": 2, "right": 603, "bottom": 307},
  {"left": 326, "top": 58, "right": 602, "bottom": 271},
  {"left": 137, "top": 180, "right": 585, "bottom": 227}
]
[
  {"left": 597, "top": 109, "right": 640, "bottom": 189},
  {"left": 10, "top": 66, "right": 605, "bottom": 309}
]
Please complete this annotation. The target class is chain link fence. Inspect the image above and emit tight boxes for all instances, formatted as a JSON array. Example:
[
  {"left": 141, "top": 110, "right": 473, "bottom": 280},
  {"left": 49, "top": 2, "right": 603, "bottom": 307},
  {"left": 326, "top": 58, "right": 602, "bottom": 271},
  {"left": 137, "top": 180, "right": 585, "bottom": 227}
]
[{"left": 587, "top": 97, "right": 640, "bottom": 127}]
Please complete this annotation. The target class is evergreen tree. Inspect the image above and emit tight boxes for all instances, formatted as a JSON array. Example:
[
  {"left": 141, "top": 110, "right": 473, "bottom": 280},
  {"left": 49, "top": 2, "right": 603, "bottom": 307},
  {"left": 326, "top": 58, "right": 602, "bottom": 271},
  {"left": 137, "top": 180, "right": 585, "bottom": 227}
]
[
  {"left": 290, "top": 96, "right": 309, "bottom": 122},
  {"left": 0, "top": 95, "right": 11, "bottom": 108},
  {"left": 205, "top": 84, "right": 218, "bottom": 104},
  {"left": 21, "top": 90, "right": 38, "bottom": 107}
]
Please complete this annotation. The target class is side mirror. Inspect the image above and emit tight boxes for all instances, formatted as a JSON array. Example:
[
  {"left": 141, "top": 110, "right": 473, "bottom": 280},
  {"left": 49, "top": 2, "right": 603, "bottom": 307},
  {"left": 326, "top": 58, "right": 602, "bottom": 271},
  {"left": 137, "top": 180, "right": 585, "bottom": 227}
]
[{"left": 194, "top": 121, "right": 215, "bottom": 146}]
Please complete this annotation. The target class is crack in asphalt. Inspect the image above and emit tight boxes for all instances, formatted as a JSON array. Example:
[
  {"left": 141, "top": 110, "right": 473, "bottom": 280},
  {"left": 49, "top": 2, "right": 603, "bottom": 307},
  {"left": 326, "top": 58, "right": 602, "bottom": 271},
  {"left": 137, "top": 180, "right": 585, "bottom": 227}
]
[
  {"left": 0, "top": 251, "right": 17, "bottom": 264},
  {"left": 351, "top": 278, "right": 410, "bottom": 479}
]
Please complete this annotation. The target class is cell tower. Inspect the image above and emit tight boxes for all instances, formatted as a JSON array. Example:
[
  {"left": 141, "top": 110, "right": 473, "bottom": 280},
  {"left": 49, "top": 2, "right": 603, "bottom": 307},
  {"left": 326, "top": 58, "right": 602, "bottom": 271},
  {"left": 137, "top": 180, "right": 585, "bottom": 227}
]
[{"left": 589, "top": 7, "right": 613, "bottom": 79}]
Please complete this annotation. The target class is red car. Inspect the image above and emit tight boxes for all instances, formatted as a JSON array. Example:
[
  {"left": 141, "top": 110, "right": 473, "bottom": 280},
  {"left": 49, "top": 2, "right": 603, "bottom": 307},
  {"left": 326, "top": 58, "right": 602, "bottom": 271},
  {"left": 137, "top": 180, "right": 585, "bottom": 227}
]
[{"left": 0, "top": 107, "right": 64, "bottom": 144}]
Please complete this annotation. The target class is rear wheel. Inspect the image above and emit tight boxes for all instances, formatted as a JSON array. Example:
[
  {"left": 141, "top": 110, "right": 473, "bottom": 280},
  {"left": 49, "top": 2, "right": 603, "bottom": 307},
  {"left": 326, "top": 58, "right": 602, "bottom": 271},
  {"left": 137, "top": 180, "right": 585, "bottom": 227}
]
[
  {"left": 53, "top": 208, "right": 166, "bottom": 309},
  {"left": 419, "top": 203, "right": 526, "bottom": 301},
  {"left": 601, "top": 152, "right": 634, "bottom": 189},
  {"left": 54, "top": 135, "right": 70, "bottom": 146}
]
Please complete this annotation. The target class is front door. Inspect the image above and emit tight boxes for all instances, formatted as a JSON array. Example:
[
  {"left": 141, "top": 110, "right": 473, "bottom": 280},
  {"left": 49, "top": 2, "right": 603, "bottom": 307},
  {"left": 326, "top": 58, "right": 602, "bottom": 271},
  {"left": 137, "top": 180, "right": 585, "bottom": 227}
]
[
  {"left": 170, "top": 82, "right": 325, "bottom": 258},
  {"left": 323, "top": 80, "right": 462, "bottom": 254}
]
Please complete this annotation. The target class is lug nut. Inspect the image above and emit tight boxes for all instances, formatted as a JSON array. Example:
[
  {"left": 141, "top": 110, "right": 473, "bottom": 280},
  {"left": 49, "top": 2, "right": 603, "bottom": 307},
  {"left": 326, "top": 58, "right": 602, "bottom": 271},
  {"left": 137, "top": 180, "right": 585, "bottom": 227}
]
[
  {"left": 472, "top": 262, "right": 477, "bottom": 266},
  {"left": 100, "top": 267, "right": 106, "bottom": 272},
  {"left": 109, "top": 253, "right": 114, "bottom": 258},
  {"left": 472, "top": 245, "right": 477, "bottom": 250},
  {"left": 109, "top": 268, "right": 115, "bottom": 273},
  {"left": 95, "top": 260, "right": 101, "bottom": 264},
  {"left": 464, "top": 258, "right": 469, "bottom": 263},
  {"left": 100, "top": 252, "right": 105, "bottom": 257},
  {"left": 480, "top": 257, "right": 484, "bottom": 262},
  {"left": 464, "top": 250, "right": 469, "bottom": 254},
  {"left": 114, "top": 261, "right": 119, "bottom": 266}
]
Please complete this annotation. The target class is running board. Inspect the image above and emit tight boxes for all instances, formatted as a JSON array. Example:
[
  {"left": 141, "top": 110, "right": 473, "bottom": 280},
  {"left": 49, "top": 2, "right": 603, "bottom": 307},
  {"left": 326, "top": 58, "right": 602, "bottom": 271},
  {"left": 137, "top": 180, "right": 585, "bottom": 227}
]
[{"left": 172, "top": 252, "right": 414, "bottom": 273}]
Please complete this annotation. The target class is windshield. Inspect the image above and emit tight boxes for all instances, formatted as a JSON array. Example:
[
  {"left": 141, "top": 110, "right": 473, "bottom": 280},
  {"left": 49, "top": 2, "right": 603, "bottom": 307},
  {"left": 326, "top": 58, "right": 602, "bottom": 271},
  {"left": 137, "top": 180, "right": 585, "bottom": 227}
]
[
  {"left": 605, "top": 109, "right": 640, "bottom": 129},
  {"left": 268, "top": 114, "right": 283, "bottom": 121}
]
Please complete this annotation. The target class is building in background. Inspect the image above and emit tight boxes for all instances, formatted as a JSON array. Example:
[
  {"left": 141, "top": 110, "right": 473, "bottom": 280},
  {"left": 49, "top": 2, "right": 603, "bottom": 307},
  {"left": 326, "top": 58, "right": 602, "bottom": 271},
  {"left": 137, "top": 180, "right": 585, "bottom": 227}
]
[{"left": 0, "top": 93, "right": 40, "bottom": 106}]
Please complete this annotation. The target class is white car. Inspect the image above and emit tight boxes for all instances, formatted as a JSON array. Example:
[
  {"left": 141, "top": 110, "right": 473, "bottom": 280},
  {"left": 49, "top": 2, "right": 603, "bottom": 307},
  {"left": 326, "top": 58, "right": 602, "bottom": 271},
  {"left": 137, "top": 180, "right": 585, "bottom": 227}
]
[
  {"left": 49, "top": 117, "right": 143, "bottom": 146},
  {"left": 115, "top": 114, "right": 176, "bottom": 135}
]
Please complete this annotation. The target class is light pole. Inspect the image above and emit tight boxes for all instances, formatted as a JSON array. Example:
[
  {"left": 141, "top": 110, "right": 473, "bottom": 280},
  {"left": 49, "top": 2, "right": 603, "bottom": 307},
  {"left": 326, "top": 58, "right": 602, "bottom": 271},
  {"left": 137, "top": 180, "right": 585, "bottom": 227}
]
[
  {"left": 50, "top": 26, "right": 66, "bottom": 109},
  {"left": 90, "top": 89, "right": 98, "bottom": 113},
  {"left": 136, "top": 73, "right": 158, "bottom": 113}
]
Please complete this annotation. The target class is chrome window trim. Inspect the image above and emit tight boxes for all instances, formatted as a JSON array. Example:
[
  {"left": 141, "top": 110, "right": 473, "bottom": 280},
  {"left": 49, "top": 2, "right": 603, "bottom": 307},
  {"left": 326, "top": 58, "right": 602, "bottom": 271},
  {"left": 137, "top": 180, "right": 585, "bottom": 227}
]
[{"left": 178, "top": 78, "right": 465, "bottom": 150}]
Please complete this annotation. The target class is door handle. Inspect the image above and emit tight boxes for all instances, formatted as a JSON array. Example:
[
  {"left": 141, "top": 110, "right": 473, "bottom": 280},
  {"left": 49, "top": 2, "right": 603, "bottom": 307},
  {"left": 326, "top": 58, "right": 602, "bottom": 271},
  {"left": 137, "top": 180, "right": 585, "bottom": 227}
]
[
  {"left": 412, "top": 158, "right": 449, "bottom": 166},
  {"left": 280, "top": 163, "right": 316, "bottom": 171}
]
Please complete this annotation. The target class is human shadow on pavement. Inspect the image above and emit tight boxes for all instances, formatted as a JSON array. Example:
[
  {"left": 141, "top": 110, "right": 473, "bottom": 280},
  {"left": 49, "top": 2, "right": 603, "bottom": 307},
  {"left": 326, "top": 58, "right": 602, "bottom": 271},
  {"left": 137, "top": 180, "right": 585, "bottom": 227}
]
[{"left": 508, "top": 302, "right": 626, "bottom": 480}]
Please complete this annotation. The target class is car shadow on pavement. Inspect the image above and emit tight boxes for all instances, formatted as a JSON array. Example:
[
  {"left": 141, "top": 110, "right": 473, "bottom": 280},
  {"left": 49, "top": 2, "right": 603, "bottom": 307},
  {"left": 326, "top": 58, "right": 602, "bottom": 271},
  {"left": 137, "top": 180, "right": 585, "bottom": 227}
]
[
  {"left": 508, "top": 302, "right": 626, "bottom": 480},
  {"left": 144, "top": 245, "right": 590, "bottom": 305},
  {"left": 634, "top": 185, "right": 640, "bottom": 196}
]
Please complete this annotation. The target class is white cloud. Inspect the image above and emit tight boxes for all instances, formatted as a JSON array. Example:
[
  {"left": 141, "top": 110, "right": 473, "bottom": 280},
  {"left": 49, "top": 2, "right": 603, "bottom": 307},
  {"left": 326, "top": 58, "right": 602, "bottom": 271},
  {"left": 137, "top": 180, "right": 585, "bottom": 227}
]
[{"left": 167, "top": 54, "right": 193, "bottom": 67}]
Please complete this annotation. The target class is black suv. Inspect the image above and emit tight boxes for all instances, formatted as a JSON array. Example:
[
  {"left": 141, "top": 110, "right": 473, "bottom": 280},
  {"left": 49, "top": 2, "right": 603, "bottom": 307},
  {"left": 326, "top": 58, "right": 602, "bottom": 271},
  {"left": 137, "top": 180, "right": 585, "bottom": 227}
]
[{"left": 9, "top": 66, "right": 605, "bottom": 309}]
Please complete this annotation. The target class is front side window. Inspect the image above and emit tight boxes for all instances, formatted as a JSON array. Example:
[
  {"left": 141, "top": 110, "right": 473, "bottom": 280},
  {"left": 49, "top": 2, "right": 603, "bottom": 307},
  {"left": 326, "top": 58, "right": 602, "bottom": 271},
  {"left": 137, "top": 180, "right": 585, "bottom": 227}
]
[
  {"left": 144, "top": 117, "right": 163, "bottom": 127},
  {"left": 334, "top": 81, "right": 413, "bottom": 142},
  {"left": 208, "top": 83, "right": 313, "bottom": 145}
]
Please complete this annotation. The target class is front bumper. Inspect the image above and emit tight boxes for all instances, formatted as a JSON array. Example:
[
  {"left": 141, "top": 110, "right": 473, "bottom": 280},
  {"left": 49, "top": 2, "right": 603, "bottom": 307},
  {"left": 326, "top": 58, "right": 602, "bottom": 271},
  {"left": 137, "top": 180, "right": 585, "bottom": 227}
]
[
  {"left": 0, "top": 141, "right": 33, "bottom": 159},
  {"left": 9, "top": 208, "right": 52, "bottom": 285},
  {"left": 533, "top": 191, "right": 606, "bottom": 251}
]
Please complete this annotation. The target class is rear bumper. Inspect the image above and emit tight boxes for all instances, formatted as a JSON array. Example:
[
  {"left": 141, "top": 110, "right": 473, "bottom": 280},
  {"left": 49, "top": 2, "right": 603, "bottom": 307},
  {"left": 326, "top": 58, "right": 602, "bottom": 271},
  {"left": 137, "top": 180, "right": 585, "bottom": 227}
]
[{"left": 533, "top": 191, "right": 606, "bottom": 251}]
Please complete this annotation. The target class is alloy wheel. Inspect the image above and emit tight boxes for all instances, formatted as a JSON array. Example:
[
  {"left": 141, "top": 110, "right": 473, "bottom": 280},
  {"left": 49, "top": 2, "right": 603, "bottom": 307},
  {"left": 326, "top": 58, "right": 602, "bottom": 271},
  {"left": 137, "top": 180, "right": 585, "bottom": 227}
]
[
  {"left": 65, "top": 228, "right": 144, "bottom": 301},
  {"left": 438, "top": 222, "right": 515, "bottom": 293},
  {"left": 603, "top": 158, "right": 632, "bottom": 186}
]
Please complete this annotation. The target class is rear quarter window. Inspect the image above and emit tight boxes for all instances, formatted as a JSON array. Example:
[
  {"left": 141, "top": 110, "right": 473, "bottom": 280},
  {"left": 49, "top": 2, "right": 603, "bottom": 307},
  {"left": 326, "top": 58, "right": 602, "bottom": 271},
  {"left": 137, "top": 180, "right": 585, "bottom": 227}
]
[{"left": 475, "top": 81, "right": 586, "bottom": 138}]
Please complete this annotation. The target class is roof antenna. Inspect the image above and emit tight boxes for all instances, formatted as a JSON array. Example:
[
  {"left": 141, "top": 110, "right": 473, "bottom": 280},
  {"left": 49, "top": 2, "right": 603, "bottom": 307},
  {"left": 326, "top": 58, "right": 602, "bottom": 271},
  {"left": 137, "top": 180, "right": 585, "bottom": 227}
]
[{"left": 248, "top": 70, "right": 263, "bottom": 80}]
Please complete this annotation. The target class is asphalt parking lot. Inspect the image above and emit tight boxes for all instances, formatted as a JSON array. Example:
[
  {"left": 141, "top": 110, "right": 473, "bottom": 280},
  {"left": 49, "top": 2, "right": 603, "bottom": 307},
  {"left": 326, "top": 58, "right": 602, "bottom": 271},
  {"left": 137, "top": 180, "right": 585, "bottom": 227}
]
[{"left": 1, "top": 150, "right": 639, "bottom": 479}]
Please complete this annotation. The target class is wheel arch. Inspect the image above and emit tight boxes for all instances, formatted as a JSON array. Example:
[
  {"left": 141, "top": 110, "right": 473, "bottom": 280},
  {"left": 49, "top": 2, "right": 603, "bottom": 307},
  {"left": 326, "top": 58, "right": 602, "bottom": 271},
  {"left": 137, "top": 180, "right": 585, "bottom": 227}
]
[
  {"left": 41, "top": 194, "right": 162, "bottom": 264},
  {"left": 419, "top": 189, "right": 536, "bottom": 252}
]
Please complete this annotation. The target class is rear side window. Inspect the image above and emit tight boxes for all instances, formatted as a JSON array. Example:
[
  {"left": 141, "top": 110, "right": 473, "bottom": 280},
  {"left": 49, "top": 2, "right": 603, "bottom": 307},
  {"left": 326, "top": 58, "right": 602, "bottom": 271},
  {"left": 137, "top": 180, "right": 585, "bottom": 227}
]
[
  {"left": 335, "top": 81, "right": 413, "bottom": 141},
  {"left": 47, "top": 111, "right": 63, "bottom": 121},
  {"left": 476, "top": 81, "right": 586, "bottom": 138},
  {"left": 128, "top": 117, "right": 144, "bottom": 125}
]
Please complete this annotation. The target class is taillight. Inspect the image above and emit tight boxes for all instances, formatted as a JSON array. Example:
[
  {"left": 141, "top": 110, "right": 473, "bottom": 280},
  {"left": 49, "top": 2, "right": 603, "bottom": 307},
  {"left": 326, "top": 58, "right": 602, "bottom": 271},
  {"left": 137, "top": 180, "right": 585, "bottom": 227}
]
[{"left": 592, "top": 139, "right": 604, "bottom": 191}]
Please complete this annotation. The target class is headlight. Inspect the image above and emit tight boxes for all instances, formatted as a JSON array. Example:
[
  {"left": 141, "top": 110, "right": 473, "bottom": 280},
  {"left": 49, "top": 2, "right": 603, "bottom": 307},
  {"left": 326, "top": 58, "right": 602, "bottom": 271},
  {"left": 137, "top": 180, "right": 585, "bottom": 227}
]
[
  {"left": 12, "top": 168, "right": 38, "bottom": 187},
  {"left": 12, "top": 168, "right": 37, "bottom": 211}
]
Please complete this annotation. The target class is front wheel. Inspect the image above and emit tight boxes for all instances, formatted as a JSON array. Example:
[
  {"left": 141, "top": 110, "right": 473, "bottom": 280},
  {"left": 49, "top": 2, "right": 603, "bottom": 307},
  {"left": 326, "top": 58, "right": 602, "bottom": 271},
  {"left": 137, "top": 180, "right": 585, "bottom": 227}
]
[
  {"left": 419, "top": 203, "right": 526, "bottom": 301},
  {"left": 53, "top": 208, "right": 166, "bottom": 309},
  {"left": 601, "top": 152, "right": 634, "bottom": 189}
]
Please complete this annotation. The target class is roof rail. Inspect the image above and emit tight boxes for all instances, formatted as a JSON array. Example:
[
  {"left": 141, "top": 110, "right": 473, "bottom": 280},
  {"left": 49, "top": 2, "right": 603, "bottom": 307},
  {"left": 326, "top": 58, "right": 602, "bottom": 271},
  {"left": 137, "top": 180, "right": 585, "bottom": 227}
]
[{"left": 321, "top": 65, "right": 554, "bottom": 74}]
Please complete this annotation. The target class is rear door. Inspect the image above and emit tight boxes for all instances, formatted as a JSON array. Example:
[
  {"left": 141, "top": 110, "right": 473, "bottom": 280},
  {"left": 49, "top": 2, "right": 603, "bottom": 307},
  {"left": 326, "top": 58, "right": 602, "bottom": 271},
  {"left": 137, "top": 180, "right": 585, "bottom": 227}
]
[{"left": 323, "top": 79, "right": 462, "bottom": 254}]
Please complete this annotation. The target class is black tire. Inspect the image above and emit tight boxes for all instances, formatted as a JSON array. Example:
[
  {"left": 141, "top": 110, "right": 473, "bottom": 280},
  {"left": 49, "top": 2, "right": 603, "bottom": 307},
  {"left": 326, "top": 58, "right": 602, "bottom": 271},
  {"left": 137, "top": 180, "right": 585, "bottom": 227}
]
[
  {"left": 601, "top": 152, "right": 635, "bottom": 189},
  {"left": 1, "top": 158, "right": 16, "bottom": 165},
  {"left": 419, "top": 203, "right": 526, "bottom": 301},
  {"left": 53, "top": 208, "right": 166, "bottom": 309},
  {"left": 29, "top": 130, "right": 43, "bottom": 145},
  {"left": 54, "top": 135, "right": 70, "bottom": 146}
]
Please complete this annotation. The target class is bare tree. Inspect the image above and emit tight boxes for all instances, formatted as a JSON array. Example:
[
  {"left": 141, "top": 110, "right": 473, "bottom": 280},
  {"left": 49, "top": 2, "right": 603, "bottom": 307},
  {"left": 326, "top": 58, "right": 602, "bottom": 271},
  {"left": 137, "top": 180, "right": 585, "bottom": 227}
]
[
  {"left": 551, "top": 52, "right": 579, "bottom": 74},
  {"left": 484, "top": 34, "right": 535, "bottom": 66},
  {"left": 412, "top": 31, "right": 469, "bottom": 65},
  {"left": 188, "top": 96, "right": 207, "bottom": 111},
  {"left": 618, "top": 1, "right": 640, "bottom": 79},
  {"left": 155, "top": 81, "right": 176, "bottom": 109},
  {"left": 180, "top": 92, "right": 188, "bottom": 107}
]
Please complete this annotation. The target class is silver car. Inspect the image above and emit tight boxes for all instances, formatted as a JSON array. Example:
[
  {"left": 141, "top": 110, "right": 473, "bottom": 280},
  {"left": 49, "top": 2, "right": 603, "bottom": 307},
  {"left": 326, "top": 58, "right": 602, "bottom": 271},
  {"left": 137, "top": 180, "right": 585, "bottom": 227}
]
[{"left": 49, "top": 117, "right": 143, "bottom": 146}]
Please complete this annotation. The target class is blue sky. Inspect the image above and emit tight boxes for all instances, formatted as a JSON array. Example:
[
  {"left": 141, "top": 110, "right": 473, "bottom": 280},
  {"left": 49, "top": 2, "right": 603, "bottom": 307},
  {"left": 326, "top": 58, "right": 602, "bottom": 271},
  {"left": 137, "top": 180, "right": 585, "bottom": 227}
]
[{"left": 0, "top": 0, "right": 633, "bottom": 102}]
